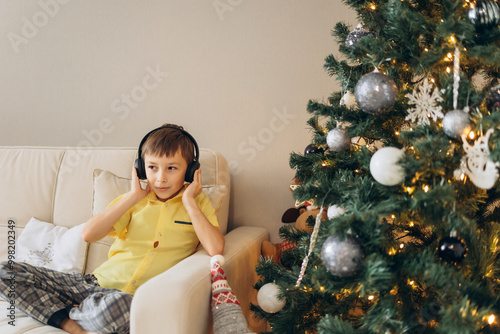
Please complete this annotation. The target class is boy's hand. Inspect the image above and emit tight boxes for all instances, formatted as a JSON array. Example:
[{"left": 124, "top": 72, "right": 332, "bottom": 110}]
[
  {"left": 130, "top": 165, "right": 150, "bottom": 202},
  {"left": 183, "top": 168, "right": 202, "bottom": 204}
]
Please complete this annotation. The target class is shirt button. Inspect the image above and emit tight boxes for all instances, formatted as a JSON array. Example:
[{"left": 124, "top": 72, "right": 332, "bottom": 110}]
[
  {"left": 158, "top": 232, "right": 162, "bottom": 237},
  {"left": 150, "top": 253, "right": 154, "bottom": 257},
  {"left": 132, "top": 280, "right": 136, "bottom": 285}
]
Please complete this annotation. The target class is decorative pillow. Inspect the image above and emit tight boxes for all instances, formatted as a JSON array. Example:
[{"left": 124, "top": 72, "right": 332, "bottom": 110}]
[
  {"left": 92, "top": 169, "right": 227, "bottom": 216},
  {"left": 16, "top": 217, "right": 87, "bottom": 274}
]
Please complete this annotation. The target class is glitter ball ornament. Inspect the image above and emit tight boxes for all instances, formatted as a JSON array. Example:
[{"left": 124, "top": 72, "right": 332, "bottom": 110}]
[
  {"left": 442, "top": 109, "right": 472, "bottom": 139},
  {"left": 438, "top": 236, "right": 467, "bottom": 263},
  {"left": 486, "top": 84, "right": 500, "bottom": 111},
  {"left": 370, "top": 147, "right": 405, "bottom": 186},
  {"left": 326, "top": 128, "right": 350, "bottom": 152},
  {"left": 468, "top": 0, "right": 500, "bottom": 30},
  {"left": 345, "top": 25, "right": 371, "bottom": 47},
  {"left": 321, "top": 234, "right": 364, "bottom": 277},
  {"left": 257, "top": 283, "right": 286, "bottom": 313},
  {"left": 354, "top": 71, "right": 398, "bottom": 115},
  {"left": 304, "top": 144, "right": 324, "bottom": 155}
]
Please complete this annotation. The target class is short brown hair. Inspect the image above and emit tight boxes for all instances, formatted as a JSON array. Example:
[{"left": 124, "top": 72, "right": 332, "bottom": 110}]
[{"left": 141, "top": 124, "right": 195, "bottom": 164}]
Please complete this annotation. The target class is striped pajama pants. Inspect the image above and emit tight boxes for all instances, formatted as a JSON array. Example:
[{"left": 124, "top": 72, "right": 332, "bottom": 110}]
[{"left": 0, "top": 261, "right": 132, "bottom": 334}]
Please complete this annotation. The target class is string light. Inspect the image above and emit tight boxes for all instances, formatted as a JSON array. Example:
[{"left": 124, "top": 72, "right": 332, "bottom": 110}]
[
  {"left": 469, "top": 131, "right": 474, "bottom": 139},
  {"left": 368, "top": 295, "right": 375, "bottom": 300},
  {"left": 488, "top": 314, "right": 496, "bottom": 325},
  {"left": 424, "top": 185, "right": 429, "bottom": 193}
]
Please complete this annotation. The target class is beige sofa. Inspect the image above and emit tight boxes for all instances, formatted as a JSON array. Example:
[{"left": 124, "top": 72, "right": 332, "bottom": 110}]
[{"left": 0, "top": 146, "right": 268, "bottom": 334}]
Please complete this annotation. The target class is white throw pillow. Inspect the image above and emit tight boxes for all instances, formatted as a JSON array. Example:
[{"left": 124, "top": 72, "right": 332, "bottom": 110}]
[
  {"left": 16, "top": 217, "right": 87, "bottom": 274},
  {"left": 92, "top": 169, "right": 227, "bottom": 216}
]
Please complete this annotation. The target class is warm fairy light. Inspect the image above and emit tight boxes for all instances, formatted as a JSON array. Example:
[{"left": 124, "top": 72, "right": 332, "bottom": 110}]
[
  {"left": 488, "top": 314, "right": 496, "bottom": 325},
  {"left": 424, "top": 185, "right": 429, "bottom": 192},
  {"left": 388, "top": 247, "right": 397, "bottom": 255},
  {"left": 460, "top": 173, "right": 465, "bottom": 181},
  {"left": 450, "top": 35, "right": 456, "bottom": 43},
  {"left": 409, "top": 221, "right": 414, "bottom": 227},
  {"left": 424, "top": 48, "right": 429, "bottom": 52},
  {"left": 430, "top": 78, "right": 435, "bottom": 83},
  {"left": 446, "top": 67, "right": 451, "bottom": 73},
  {"left": 391, "top": 214, "right": 396, "bottom": 219},
  {"left": 409, "top": 280, "right": 415, "bottom": 286},
  {"left": 368, "top": 295, "right": 375, "bottom": 300},
  {"left": 319, "top": 286, "right": 325, "bottom": 292},
  {"left": 395, "top": 131, "right": 399, "bottom": 135},
  {"left": 469, "top": 131, "right": 474, "bottom": 139},
  {"left": 400, "top": 243, "right": 405, "bottom": 249},
  {"left": 370, "top": 3, "right": 376, "bottom": 9}
]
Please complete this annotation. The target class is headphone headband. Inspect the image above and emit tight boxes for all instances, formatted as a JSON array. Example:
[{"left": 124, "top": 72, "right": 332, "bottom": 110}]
[{"left": 137, "top": 125, "right": 199, "bottom": 162}]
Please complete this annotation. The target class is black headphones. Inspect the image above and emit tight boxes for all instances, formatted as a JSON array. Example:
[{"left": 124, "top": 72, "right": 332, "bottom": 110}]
[{"left": 134, "top": 125, "right": 200, "bottom": 182}]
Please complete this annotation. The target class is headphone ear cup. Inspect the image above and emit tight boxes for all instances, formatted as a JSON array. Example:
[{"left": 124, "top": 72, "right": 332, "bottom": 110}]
[
  {"left": 134, "top": 158, "right": 147, "bottom": 180},
  {"left": 185, "top": 160, "right": 200, "bottom": 182}
]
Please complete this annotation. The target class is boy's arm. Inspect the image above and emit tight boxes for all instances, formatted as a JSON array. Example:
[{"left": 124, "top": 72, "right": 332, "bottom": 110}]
[
  {"left": 81, "top": 166, "right": 150, "bottom": 243},
  {"left": 182, "top": 169, "right": 225, "bottom": 256}
]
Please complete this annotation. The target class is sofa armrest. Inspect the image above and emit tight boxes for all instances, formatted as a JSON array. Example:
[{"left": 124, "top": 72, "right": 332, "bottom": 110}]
[{"left": 130, "top": 226, "right": 269, "bottom": 334}]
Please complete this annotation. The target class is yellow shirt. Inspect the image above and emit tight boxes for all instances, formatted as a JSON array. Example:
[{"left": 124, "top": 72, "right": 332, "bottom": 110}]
[{"left": 93, "top": 185, "right": 218, "bottom": 295}]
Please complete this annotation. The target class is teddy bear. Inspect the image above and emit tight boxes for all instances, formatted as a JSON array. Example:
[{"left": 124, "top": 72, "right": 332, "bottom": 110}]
[{"left": 261, "top": 204, "right": 324, "bottom": 265}]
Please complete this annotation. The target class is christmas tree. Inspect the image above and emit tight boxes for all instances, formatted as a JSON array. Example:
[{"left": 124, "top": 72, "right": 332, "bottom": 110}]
[{"left": 253, "top": 0, "right": 500, "bottom": 333}]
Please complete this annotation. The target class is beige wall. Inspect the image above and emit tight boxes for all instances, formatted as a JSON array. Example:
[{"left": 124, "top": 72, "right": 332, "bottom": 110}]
[{"left": 0, "top": 0, "right": 356, "bottom": 242}]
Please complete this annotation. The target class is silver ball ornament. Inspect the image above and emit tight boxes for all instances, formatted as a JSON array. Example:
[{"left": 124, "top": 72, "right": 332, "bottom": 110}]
[
  {"left": 468, "top": 0, "right": 500, "bottom": 30},
  {"left": 345, "top": 26, "right": 371, "bottom": 47},
  {"left": 321, "top": 235, "right": 364, "bottom": 277},
  {"left": 257, "top": 283, "right": 286, "bottom": 313},
  {"left": 326, "top": 128, "right": 350, "bottom": 152},
  {"left": 354, "top": 71, "right": 398, "bottom": 115},
  {"left": 442, "top": 109, "right": 472, "bottom": 139}
]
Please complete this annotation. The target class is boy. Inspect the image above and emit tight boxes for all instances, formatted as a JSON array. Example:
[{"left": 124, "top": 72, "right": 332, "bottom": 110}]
[{"left": 0, "top": 124, "right": 225, "bottom": 334}]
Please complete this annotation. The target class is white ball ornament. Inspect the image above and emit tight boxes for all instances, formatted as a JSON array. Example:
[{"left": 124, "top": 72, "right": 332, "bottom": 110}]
[
  {"left": 370, "top": 147, "right": 405, "bottom": 186},
  {"left": 257, "top": 283, "right": 286, "bottom": 313},
  {"left": 327, "top": 205, "right": 345, "bottom": 220},
  {"left": 327, "top": 128, "right": 350, "bottom": 152}
]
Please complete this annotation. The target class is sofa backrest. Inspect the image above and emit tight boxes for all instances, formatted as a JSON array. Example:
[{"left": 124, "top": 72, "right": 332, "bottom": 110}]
[{"left": 0, "top": 147, "right": 230, "bottom": 273}]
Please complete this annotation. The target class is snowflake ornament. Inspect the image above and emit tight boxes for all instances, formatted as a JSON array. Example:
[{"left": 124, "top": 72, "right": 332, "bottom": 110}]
[
  {"left": 406, "top": 78, "right": 444, "bottom": 125},
  {"left": 454, "top": 128, "right": 499, "bottom": 190}
]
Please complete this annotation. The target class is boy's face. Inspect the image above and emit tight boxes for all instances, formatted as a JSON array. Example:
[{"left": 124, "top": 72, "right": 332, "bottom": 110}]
[{"left": 144, "top": 149, "right": 188, "bottom": 202}]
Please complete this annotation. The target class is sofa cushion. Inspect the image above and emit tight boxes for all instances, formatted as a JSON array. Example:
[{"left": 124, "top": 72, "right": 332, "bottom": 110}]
[{"left": 16, "top": 217, "right": 87, "bottom": 274}]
